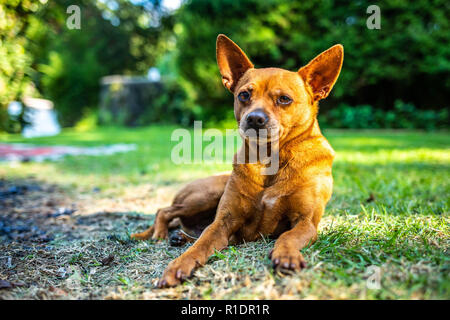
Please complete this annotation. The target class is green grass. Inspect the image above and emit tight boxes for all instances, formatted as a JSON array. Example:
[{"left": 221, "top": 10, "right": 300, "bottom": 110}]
[
  {"left": 0, "top": 126, "right": 449, "bottom": 299},
  {"left": 1, "top": 126, "right": 235, "bottom": 191}
]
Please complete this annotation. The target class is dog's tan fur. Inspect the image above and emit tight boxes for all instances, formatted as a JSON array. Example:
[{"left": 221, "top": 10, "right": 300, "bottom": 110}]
[{"left": 132, "top": 35, "right": 343, "bottom": 287}]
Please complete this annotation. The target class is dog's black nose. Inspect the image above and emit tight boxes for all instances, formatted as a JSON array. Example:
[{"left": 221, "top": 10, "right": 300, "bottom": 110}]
[{"left": 246, "top": 110, "right": 269, "bottom": 130}]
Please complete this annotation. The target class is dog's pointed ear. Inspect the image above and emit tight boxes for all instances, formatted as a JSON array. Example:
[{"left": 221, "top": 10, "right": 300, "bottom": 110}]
[
  {"left": 216, "top": 34, "right": 254, "bottom": 92},
  {"left": 298, "top": 44, "right": 344, "bottom": 101}
]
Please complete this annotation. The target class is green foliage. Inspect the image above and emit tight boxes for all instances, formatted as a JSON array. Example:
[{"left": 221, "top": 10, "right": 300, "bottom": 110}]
[
  {"left": 174, "top": 0, "right": 450, "bottom": 122},
  {"left": 35, "top": 0, "right": 173, "bottom": 127},
  {"left": 1, "top": 0, "right": 173, "bottom": 129},
  {"left": 320, "top": 101, "right": 449, "bottom": 130},
  {"left": 136, "top": 49, "right": 203, "bottom": 126},
  {"left": 0, "top": 0, "right": 36, "bottom": 132},
  {"left": 2, "top": 0, "right": 449, "bottom": 130},
  {"left": 39, "top": 45, "right": 106, "bottom": 127},
  {"left": 137, "top": 78, "right": 194, "bottom": 126}
]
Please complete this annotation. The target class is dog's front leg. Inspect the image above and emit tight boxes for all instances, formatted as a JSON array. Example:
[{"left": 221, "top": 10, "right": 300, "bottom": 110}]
[
  {"left": 269, "top": 217, "right": 316, "bottom": 272},
  {"left": 157, "top": 213, "right": 240, "bottom": 287},
  {"left": 269, "top": 179, "right": 331, "bottom": 272}
]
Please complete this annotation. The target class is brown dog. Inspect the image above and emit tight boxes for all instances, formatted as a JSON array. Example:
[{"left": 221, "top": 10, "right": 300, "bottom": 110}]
[{"left": 131, "top": 35, "right": 343, "bottom": 288}]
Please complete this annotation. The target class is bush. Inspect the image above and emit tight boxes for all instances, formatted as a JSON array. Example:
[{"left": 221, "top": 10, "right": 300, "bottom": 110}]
[
  {"left": 1, "top": 0, "right": 172, "bottom": 130},
  {"left": 136, "top": 78, "right": 198, "bottom": 126},
  {"left": 0, "top": 0, "right": 36, "bottom": 132},
  {"left": 174, "top": 0, "right": 450, "bottom": 122},
  {"left": 319, "top": 101, "right": 449, "bottom": 130}
]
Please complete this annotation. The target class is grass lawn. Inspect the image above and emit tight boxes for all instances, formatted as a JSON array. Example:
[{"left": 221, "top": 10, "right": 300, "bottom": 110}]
[{"left": 0, "top": 126, "right": 449, "bottom": 299}]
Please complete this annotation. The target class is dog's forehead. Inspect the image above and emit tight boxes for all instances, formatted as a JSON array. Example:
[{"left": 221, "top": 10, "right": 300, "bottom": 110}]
[{"left": 239, "top": 68, "right": 304, "bottom": 91}]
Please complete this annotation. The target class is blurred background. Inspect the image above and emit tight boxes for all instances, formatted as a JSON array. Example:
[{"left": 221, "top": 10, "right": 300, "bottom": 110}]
[
  {"left": 1, "top": 0, "right": 449, "bottom": 134},
  {"left": 0, "top": 0, "right": 449, "bottom": 300}
]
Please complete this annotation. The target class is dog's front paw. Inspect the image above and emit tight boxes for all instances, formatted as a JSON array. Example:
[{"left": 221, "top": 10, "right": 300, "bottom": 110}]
[
  {"left": 152, "top": 227, "right": 169, "bottom": 241},
  {"left": 157, "top": 257, "right": 199, "bottom": 288},
  {"left": 269, "top": 246, "right": 307, "bottom": 273},
  {"left": 169, "top": 229, "right": 188, "bottom": 247}
]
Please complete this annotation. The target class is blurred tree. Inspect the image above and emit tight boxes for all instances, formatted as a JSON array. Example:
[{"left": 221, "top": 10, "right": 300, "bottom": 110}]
[
  {"left": 174, "top": 0, "right": 450, "bottom": 122},
  {"left": 2, "top": 0, "right": 448, "bottom": 130},
  {"left": 34, "top": 0, "right": 174, "bottom": 126},
  {"left": 1, "top": 0, "right": 174, "bottom": 129},
  {"left": 0, "top": 0, "right": 36, "bottom": 132}
]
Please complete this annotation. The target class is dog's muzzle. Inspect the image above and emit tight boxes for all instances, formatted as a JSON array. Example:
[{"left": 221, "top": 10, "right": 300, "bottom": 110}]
[{"left": 245, "top": 109, "right": 269, "bottom": 130}]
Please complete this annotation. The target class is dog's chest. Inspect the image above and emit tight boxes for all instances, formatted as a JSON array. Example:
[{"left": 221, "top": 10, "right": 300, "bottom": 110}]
[{"left": 237, "top": 192, "right": 291, "bottom": 241}]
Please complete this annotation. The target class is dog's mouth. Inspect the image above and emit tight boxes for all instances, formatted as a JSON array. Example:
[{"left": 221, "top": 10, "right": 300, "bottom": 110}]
[{"left": 238, "top": 125, "right": 281, "bottom": 144}]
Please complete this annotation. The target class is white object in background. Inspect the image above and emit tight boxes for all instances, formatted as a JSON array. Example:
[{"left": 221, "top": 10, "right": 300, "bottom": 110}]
[
  {"left": 21, "top": 97, "right": 61, "bottom": 138},
  {"left": 7, "top": 101, "right": 23, "bottom": 118},
  {"left": 147, "top": 67, "right": 161, "bottom": 82},
  {"left": 162, "top": 0, "right": 182, "bottom": 11}
]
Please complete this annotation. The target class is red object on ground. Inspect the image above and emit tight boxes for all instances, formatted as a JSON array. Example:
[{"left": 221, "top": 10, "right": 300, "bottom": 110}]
[
  {"left": 0, "top": 143, "right": 137, "bottom": 162},
  {"left": 0, "top": 144, "right": 56, "bottom": 158}
]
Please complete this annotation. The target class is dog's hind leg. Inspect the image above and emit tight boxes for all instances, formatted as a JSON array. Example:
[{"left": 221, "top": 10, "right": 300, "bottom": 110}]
[
  {"left": 130, "top": 217, "right": 181, "bottom": 241},
  {"left": 130, "top": 225, "right": 154, "bottom": 240},
  {"left": 131, "top": 174, "right": 229, "bottom": 241}
]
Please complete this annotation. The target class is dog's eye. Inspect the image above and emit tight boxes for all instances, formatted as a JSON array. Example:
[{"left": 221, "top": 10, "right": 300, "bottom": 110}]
[
  {"left": 238, "top": 91, "right": 251, "bottom": 102},
  {"left": 277, "top": 95, "right": 292, "bottom": 105}
]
